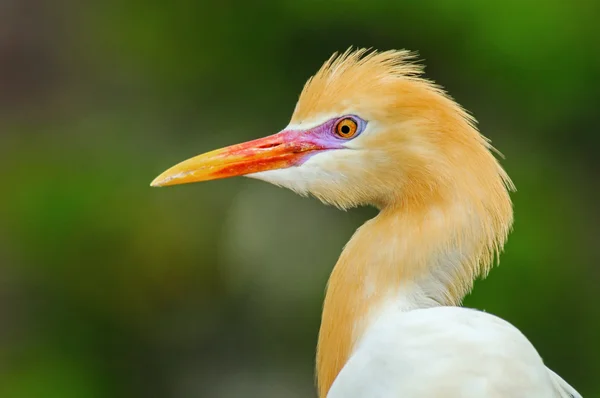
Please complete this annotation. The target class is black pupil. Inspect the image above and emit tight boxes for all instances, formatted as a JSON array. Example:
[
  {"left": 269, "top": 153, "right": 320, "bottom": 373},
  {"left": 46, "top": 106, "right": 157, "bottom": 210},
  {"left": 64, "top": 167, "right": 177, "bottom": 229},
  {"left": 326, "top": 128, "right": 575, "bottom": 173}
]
[{"left": 341, "top": 125, "right": 351, "bottom": 134}]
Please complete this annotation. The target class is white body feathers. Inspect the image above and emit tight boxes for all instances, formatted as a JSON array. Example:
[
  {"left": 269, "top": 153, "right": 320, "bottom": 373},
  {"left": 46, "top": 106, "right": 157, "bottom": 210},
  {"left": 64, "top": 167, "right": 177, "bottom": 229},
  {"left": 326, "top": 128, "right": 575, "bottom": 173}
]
[{"left": 327, "top": 305, "right": 580, "bottom": 397}]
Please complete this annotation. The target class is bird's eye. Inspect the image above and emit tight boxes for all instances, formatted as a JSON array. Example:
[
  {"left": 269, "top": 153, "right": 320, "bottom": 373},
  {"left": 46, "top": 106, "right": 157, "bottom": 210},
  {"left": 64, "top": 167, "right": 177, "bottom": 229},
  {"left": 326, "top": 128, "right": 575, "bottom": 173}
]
[{"left": 335, "top": 118, "right": 359, "bottom": 139}]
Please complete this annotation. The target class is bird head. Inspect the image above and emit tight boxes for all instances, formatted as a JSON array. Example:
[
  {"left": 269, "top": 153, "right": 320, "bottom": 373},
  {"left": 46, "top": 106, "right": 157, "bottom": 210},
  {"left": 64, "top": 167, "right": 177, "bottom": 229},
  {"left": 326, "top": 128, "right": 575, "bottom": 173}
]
[{"left": 152, "top": 49, "right": 512, "bottom": 212}]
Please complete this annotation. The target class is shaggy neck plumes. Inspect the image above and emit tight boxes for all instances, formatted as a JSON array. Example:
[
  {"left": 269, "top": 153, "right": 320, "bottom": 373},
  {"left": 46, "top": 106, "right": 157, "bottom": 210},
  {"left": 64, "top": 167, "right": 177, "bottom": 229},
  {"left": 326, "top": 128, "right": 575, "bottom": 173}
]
[{"left": 316, "top": 160, "right": 513, "bottom": 397}]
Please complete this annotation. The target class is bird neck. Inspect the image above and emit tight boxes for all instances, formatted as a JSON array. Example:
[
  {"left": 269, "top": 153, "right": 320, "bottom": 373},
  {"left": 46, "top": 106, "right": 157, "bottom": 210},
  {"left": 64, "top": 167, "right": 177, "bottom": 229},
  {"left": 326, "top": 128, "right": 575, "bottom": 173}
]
[{"left": 316, "top": 196, "right": 492, "bottom": 397}]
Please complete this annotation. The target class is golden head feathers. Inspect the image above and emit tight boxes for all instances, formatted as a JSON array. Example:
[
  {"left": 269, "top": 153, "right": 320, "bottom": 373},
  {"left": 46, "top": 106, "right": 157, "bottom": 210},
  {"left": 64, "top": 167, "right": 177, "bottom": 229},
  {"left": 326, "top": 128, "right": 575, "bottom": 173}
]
[
  {"left": 292, "top": 48, "right": 424, "bottom": 122},
  {"left": 283, "top": 49, "right": 514, "bottom": 213}
]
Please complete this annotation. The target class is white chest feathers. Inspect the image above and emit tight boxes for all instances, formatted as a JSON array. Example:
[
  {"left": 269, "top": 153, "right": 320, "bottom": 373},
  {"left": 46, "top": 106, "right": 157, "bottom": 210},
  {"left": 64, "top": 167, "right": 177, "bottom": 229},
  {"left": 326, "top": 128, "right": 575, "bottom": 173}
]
[{"left": 327, "top": 306, "right": 580, "bottom": 398}]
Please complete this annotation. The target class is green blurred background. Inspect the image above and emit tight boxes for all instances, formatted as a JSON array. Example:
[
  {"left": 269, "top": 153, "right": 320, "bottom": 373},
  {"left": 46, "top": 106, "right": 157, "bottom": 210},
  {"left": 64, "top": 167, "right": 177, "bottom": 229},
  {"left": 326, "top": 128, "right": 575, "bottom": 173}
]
[{"left": 1, "top": 0, "right": 599, "bottom": 397}]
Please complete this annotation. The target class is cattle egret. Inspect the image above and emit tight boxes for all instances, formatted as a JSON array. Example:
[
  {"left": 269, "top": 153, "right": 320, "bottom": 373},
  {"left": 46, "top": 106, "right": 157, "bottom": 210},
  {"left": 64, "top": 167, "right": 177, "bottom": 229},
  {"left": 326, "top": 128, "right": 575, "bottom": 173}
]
[{"left": 151, "top": 49, "right": 581, "bottom": 398}]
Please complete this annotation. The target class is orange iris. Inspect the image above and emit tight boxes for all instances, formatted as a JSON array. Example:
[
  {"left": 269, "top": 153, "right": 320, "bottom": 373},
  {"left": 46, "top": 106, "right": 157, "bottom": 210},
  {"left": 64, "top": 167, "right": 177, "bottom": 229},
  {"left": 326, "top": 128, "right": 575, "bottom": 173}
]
[{"left": 335, "top": 118, "right": 358, "bottom": 138}]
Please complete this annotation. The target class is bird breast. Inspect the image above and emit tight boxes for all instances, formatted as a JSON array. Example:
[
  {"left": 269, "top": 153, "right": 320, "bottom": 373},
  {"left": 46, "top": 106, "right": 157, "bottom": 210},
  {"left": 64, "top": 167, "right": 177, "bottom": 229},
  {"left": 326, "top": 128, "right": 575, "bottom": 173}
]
[{"left": 327, "top": 306, "right": 566, "bottom": 398}]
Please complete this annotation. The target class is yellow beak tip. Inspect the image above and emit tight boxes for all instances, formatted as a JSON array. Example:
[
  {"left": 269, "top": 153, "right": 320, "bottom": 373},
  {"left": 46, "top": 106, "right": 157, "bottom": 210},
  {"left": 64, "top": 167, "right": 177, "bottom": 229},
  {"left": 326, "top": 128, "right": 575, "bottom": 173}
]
[
  {"left": 150, "top": 169, "right": 193, "bottom": 187},
  {"left": 150, "top": 175, "right": 167, "bottom": 187}
]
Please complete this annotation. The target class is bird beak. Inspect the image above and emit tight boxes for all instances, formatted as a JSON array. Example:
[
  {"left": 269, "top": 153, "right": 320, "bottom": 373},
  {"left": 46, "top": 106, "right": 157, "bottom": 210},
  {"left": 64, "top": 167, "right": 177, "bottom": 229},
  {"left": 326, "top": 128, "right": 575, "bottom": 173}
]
[{"left": 150, "top": 130, "right": 322, "bottom": 187}]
